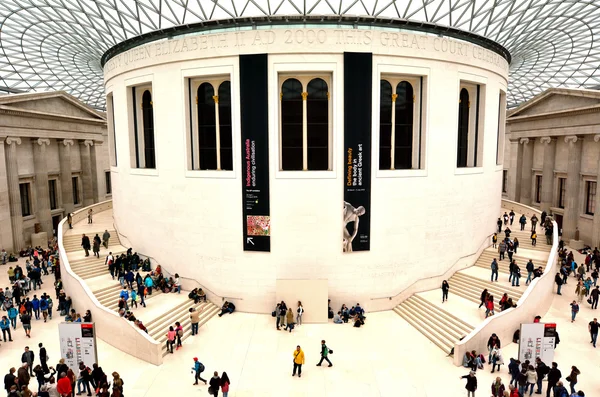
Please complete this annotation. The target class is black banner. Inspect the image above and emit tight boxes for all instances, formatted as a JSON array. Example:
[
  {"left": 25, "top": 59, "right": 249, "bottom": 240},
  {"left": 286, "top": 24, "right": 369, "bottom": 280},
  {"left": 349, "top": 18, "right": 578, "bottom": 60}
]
[
  {"left": 343, "top": 52, "right": 372, "bottom": 252},
  {"left": 240, "top": 54, "right": 271, "bottom": 252}
]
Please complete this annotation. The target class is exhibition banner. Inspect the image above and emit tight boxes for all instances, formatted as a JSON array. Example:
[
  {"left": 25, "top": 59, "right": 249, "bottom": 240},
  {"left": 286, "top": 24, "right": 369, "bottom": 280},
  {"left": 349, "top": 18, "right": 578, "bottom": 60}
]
[
  {"left": 240, "top": 54, "right": 271, "bottom": 252},
  {"left": 518, "top": 322, "right": 556, "bottom": 364},
  {"left": 343, "top": 52, "right": 372, "bottom": 252},
  {"left": 58, "top": 322, "right": 98, "bottom": 370}
]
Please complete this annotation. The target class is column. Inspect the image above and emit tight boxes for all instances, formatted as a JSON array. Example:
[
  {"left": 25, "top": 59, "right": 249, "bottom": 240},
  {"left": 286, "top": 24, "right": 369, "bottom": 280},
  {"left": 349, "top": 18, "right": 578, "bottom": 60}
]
[
  {"left": 80, "top": 140, "right": 94, "bottom": 206},
  {"left": 539, "top": 137, "right": 556, "bottom": 212},
  {"left": 563, "top": 135, "right": 582, "bottom": 240},
  {"left": 592, "top": 135, "right": 600, "bottom": 248},
  {"left": 511, "top": 139, "right": 525, "bottom": 201},
  {"left": 59, "top": 139, "right": 75, "bottom": 215},
  {"left": 519, "top": 138, "right": 534, "bottom": 205},
  {"left": 90, "top": 143, "right": 99, "bottom": 202},
  {"left": 33, "top": 138, "right": 53, "bottom": 236},
  {"left": 5, "top": 137, "right": 23, "bottom": 250},
  {"left": 0, "top": 140, "right": 15, "bottom": 252}
]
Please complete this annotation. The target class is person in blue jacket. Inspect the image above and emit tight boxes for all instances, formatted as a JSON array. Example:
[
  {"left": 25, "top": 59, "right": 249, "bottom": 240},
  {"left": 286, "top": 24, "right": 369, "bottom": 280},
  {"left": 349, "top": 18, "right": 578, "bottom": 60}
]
[
  {"left": 39, "top": 296, "right": 49, "bottom": 322},
  {"left": 7, "top": 306, "right": 18, "bottom": 329},
  {"left": 192, "top": 357, "right": 207, "bottom": 385},
  {"left": 144, "top": 275, "right": 154, "bottom": 295},
  {"left": 0, "top": 315, "right": 12, "bottom": 341},
  {"left": 31, "top": 295, "right": 40, "bottom": 320}
]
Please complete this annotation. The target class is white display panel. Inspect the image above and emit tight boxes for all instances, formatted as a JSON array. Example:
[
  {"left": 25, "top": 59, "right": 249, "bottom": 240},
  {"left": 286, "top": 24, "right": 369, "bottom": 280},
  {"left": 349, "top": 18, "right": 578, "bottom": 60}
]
[
  {"left": 58, "top": 323, "right": 99, "bottom": 370},
  {"left": 518, "top": 323, "right": 556, "bottom": 364}
]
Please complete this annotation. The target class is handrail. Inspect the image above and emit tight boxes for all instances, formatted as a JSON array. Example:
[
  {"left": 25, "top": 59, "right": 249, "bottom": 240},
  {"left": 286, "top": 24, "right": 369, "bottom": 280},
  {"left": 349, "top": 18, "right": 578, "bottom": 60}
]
[
  {"left": 57, "top": 200, "right": 162, "bottom": 365},
  {"left": 452, "top": 199, "right": 559, "bottom": 366},
  {"left": 111, "top": 221, "right": 242, "bottom": 303},
  {"left": 370, "top": 231, "right": 494, "bottom": 301}
]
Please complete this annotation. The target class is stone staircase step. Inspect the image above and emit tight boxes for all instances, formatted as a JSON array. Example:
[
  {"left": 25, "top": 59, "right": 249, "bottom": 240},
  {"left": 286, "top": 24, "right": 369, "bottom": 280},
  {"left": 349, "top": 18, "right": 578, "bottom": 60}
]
[
  {"left": 161, "top": 304, "right": 220, "bottom": 357},
  {"left": 452, "top": 272, "right": 524, "bottom": 296},
  {"left": 146, "top": 301, "right": 209, "bottom": 335},
  {"left": 412, "top": 295, "right": 474, "bottom": 332},
  {"left": 403, "top": 297, "right": 471, "bottom": 337},
  {"left": 394, "top": 306, "right": 454, "bottom": 353},
  {"left": 102, "top": 290, "right": 164, "bottom": 311}
]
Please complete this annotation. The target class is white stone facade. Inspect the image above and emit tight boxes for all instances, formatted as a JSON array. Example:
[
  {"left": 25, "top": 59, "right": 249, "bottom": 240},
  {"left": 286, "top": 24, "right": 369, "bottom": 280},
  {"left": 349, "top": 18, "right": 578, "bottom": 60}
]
[
  {"left": 105, "top": 27, "right": 508, "bottom": 312},
  {"left": 504, "top": 88, "right": 600, "bottom": 247},
  {"left": 0, "top": 92, "right": 110, "bottom": 251}
]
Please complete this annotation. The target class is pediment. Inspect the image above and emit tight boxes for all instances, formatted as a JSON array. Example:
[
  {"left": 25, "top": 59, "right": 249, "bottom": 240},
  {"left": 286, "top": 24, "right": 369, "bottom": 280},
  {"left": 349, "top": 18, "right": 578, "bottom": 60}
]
[
  {"left": 0, "top": 92, "right": 105, "bottom": 121},
  {"left": 509, "top": 88, "right": 600, "bottom": 118}
]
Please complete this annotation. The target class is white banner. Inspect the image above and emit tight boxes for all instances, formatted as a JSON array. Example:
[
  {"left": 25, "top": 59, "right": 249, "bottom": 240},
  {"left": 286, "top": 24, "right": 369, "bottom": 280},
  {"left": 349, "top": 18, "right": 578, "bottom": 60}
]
[
  {"left": 518, "top": 323, "right": 556, "bottom": 364},
  {"left": 58, "top": 323, "right": 98, "bottom": 371}
]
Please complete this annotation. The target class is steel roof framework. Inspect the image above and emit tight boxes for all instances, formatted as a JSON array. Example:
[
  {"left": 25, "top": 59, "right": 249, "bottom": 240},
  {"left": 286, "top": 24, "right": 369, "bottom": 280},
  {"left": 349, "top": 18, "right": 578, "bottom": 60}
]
[{"left": 0, "top": 0, "right": 599, "bottom": 109}]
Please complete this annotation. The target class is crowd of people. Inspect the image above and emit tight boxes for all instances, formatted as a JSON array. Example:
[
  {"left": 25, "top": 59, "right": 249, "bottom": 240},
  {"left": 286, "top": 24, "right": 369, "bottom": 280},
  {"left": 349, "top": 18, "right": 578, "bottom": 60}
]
[{"left": 460, "top": 330, "right": 585, "bottom": 397}]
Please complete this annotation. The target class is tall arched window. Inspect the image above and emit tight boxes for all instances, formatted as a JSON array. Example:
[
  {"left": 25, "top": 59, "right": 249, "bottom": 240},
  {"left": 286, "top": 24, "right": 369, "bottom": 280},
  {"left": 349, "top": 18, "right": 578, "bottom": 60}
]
[
  {"left": 218, "top": 81, "right": 233, "bottom": 171},
  {"left": 141, "top": 90, "right": 156, "bottom": 169},
  {"left": 281, "top": 78, "right": 303, "bottom": 170},
  {"left": 197, "top": 83, "right": 217, "bottom": 170},
  {"left": 457, "top": 88, "right": 470, "bottom": 168},
  {"left": 379, "top": 80, "right": 393, "bottom": 170},
  {"left": 307, "top": 78, "right": 329, "bottom": 170},
  {"left": 394, "top": 81, "right": 413, "bottom": 169}
]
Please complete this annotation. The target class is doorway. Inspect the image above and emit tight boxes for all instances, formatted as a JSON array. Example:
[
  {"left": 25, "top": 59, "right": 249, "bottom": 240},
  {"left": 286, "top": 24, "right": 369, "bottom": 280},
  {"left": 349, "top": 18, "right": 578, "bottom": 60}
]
[
  {"left": 554, "top": 214, "right": 563, "bottom": 236},
  {"left": 52, "top": 214, "right": 62, "bottom": 237}
]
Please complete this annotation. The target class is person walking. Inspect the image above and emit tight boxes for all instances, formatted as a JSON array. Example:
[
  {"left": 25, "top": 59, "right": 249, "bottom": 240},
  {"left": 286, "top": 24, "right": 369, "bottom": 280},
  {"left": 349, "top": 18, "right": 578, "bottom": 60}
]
[
  {"left": 531, "top": 214, "right": 538, "bottom": 232},
  {"left": 87, "top": 209, "right": 93, "bottom": 224},
  {"left": 491, "top": 259, "right": 499, "bottom": 282},
  {"left": 191, "top": 358, "right": 206, "bottom": 385},
  {"left": 7, "top": 306, "right": 17, "bottom": 330},
  {"left": 81, "top": 234, "right": 91, "bottom": 257},
  {"left": 509, "top": 210, "right": 515, "bottom": 225},
  {"left": 534, "top": 357, "right": 548, "bottom": 394},
  {"left": 175, "top": 321, "right": 183, "bottom": 350},
  {"left": 102, "top": 230, "right": 110, "bottom": 249},
  {"left": 209, "top": 372, "right": 221, "bottom": 397},
  {"left": 525, "top": 365, "right": 537, "bottom": 396},
  {"left": 296, "top": 301, "right": 304, "bottom": 325},
  {"left": 285, "top": 308, "right": 294, "bottom": 332},
  {"left": 92, "top": 234, "right": 101, "bottom": 258},
  {"left": 220, "top": 372, "right": 230, "bottom": 397},
  {"left": 67, "top": 213, "right": 73, "bottom": 229},
  {"left": 39, "top": 343, "right": 48, "bottom": 374},
  {"left": 442, "top": 280, "right": 449, "bottom": 303},
  {"left": 531, "top": 231, "right": 537, "bottom": 246},
  {"left": 545, "top": 363, "right": 561, "bottom": 397},
  {"left": 292, "top": 345, "right": 305, "bottom": 377},
  {"left": 0, "top": 316, "right": 12, "bottom": 342},
  {"left": 137, "top": 282, "right": 146, "bottom": 308},
  {"left": 555, "top": 273, "right": 563, "bottom": 295},
  {"left": 189, "top": 308, "right": 200, "bottom": 335},
  {"left": 588, "top": 318, "right": 598, "bottom": 347},
  {"left": 497, "top": 218, "right": 503, "bottom": 233},
  {"left": 21, "top": 347, "right": 34, "bottom": 376},
  {"left": 570, "top": 301, "right": 579, "bottom": 322},
  {"left": 503, "top": 212, "right": 509, "bottom": 226},
  {"left": 591, "top": 286, "right": 599, "bottom": 309},
  {"left": 316, "top": 340, "right": 332, "bottom": 367},
  {"left": 165, "top": 326, "right": 176, "bottom": 354},
  {"left": 519, "top": 214, "right": 527, "bottom": 231},
  {"left": 512, "top": 263, "right": 521, "bottom": 287},
  {"left": 275, "top": 303, "right": 282, "bottom": 330},
  {"left": 490, "top": 346, "right": 503, "bottom": 373},
  {"left": 566, "top": 366, "right": 580, "bottom": 394},
  {"left": 526, "top": 260, "right": 535, "bottom": 285},
  {"left": 20, "top": 311, "right": 31, "bottom": 338},
  {"left": 498, "top": 240, "right": 507, "bottom": 261},
  {"left": 492, "top": 233, "right": 498, "bottom": 248},
  {"left": 460, "top": 371, "right": 477, "bottom": 397},
  {"left": 478, "top": 289, "right": 489, "bottom": 309}
]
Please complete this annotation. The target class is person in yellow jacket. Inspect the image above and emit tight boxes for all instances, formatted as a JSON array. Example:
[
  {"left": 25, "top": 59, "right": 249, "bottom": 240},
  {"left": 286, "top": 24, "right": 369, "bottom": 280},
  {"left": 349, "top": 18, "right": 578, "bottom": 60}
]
[{"left": 292, "top": 345, "right": 305, "bottom": 377}]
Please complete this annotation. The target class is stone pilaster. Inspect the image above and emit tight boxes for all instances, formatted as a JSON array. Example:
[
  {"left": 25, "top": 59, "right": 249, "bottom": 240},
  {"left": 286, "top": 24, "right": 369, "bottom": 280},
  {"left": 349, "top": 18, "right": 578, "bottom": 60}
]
[
  {"left": 592, "top": 134, "right": 600, "bottom": 249},
  {"left": 519, "top": 138, "right": 534, "bottom": 205},
  {"left": 5, "top": 137, "right": 23, "bottom": 250},
  {"left": 539, "top": 137, "right": 556, "bottom": 213},
  {"left": 59, "top": 139, "right": 75, "bottom": 215},
  {"left": 563, "top": 135, "right": 582, "bottom": 240},
  {"left": 512, "top": 139, "right": 525, "bottom": 201},
  {"left": 0, "top": 139, "right": 15, "bottom": 252},
  {"left": 90, "top": 142, "right": 99, "bottom": 201},
  {"left": 33, "top": 138, "right": 53, "bottom": 236},
  {"left": 80, "top": 140, "right": 94, "bottom": 206}
]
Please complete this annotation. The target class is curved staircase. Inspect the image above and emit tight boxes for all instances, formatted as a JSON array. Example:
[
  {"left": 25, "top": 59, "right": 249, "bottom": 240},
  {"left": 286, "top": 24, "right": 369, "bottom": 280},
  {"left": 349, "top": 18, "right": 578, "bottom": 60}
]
[{"left": 393, "top": 209, "right": 553, "bottom": 355}]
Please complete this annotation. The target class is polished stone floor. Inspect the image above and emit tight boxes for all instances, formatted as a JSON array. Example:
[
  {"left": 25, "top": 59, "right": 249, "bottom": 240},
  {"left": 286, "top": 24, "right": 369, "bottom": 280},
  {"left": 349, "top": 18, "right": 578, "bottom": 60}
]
[{"left": 0, "top": 242, "right": 598, "bottom": 397}]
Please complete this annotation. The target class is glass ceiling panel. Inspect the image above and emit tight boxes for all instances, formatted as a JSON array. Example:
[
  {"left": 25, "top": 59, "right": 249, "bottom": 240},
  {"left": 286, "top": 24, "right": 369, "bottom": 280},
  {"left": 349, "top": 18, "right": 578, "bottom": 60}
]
[{"left": 1, "top": 0, "right": 599, "bottom": 109}]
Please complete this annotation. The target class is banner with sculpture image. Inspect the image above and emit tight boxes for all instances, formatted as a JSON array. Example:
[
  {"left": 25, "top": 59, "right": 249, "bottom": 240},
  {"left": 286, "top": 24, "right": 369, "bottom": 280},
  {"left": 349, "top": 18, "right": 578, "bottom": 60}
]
[{"left": 343, "top": 52, "right": 372, "bottom": 252}]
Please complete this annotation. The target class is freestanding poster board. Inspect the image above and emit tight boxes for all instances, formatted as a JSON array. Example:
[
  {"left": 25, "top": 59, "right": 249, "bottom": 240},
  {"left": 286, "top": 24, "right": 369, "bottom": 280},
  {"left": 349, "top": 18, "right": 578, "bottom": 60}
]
[
  {"left": 58, "top": 322, "right": 98, "bottom": 370},
  {"left": 518, "top": 323, "right": 556, "bottom": 364}
]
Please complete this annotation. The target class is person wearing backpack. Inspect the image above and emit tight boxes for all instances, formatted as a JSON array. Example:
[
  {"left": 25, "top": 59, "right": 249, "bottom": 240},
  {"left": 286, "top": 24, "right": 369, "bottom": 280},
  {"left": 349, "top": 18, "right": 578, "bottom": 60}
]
[
  {"left": 191, "top": 357, "right": 207, "bottom": 385},
  {"left": 570, "top": 301, "right": 580, "bottom": 323},
  {"left": 526, "top": 260, "right": 535, "bottom": 285},
  {"left": 535, "top": 357, "right": 549, "bottom": 394},
  {"left": 316, "top": 340, "right": 332, "bottom": 367}
]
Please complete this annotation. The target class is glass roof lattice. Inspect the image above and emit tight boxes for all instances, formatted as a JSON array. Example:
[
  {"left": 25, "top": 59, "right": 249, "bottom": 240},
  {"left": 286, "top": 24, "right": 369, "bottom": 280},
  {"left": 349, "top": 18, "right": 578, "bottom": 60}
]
[{"left": 1, "top": 0, "right": 599, "bottom": 110}]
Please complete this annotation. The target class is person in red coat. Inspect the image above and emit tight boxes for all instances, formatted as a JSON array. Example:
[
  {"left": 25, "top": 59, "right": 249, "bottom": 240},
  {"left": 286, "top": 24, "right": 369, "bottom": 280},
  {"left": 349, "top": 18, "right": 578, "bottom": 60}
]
[{"left": 57, "top": 372, "right": 72, "bottom": 397}]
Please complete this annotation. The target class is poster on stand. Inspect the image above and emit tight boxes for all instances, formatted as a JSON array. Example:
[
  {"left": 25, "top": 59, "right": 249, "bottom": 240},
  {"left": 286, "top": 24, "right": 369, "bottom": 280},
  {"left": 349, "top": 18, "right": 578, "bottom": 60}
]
[
  {"left": 240, "top": 54, "right": 270, "bottom": 252},
  {"left": 58, "top": 323, "right": 98, "bottom": 370},
  {"left": 343, "top": 52, "right": 372, "bottom": 253},
  {"left": 518, "top": 323, "right": 556, "bottom": 364}
]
